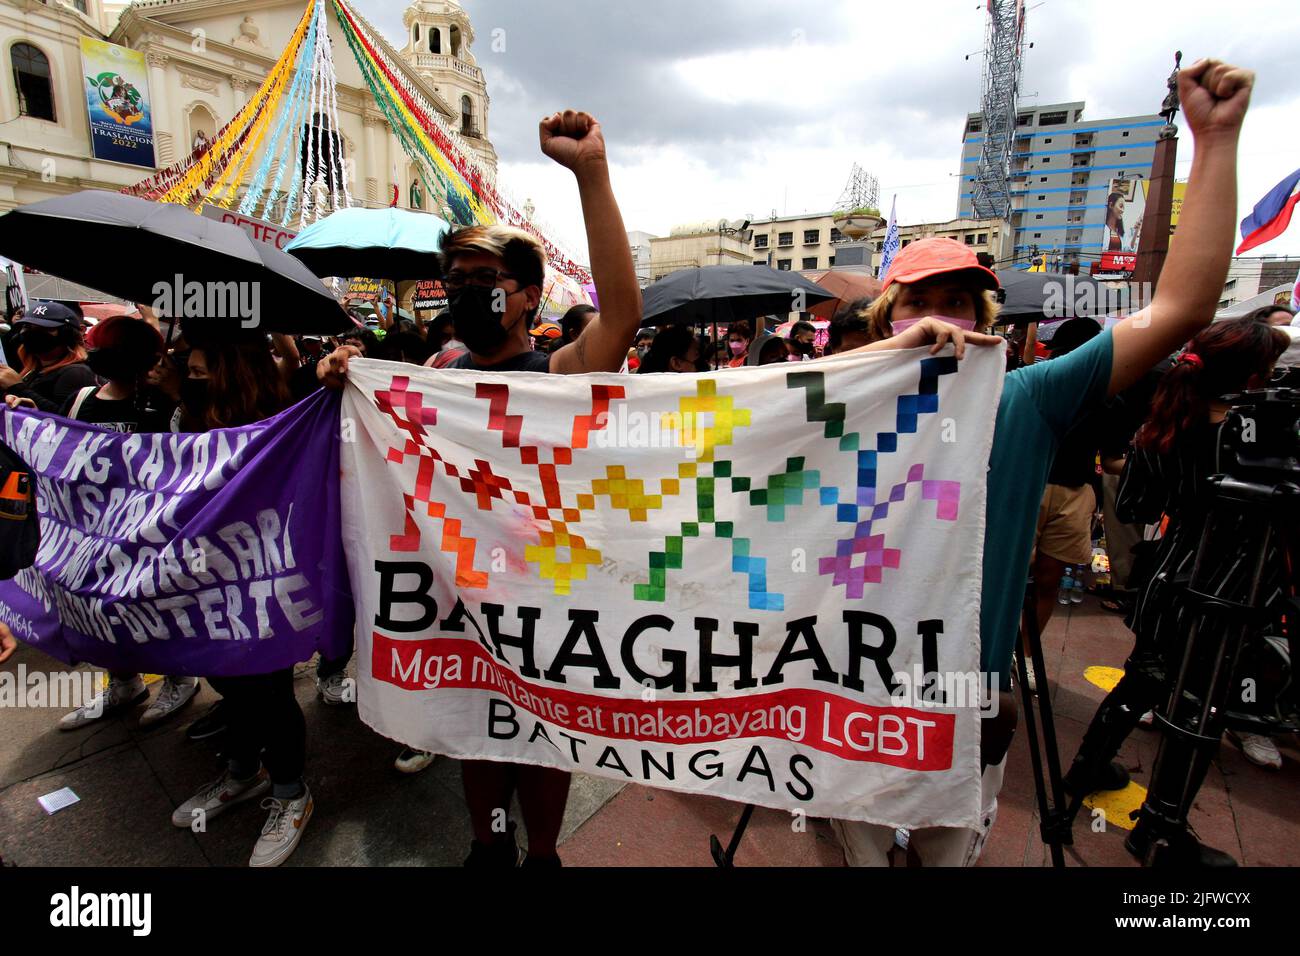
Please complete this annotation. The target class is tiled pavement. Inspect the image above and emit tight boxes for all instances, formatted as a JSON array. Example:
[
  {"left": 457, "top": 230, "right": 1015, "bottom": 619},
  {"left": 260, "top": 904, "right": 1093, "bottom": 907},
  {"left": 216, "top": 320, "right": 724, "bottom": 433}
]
[{"left": 2, "top": 597, "right": 1295, "bottom": 867}]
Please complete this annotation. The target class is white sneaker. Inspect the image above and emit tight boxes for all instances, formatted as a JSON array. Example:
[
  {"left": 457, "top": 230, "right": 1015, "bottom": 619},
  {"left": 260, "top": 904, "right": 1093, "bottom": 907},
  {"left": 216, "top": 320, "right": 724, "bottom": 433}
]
[
  {"left": 1138, "top": 710, "right": 1156, "bottom": 728},
  {"left": 316, "top": 671, "right": 352, "bottom": 706},
  {"left": 249, "top": 786, "right": 313, "bottom": 868},
  {"left": 394, "top": 747, "right": 435, "bottom": 774},
  {"left": 1234, "top": 732, "right": 1283, "bottom": 770},
  {"left": 139, "top": 676, "right": 200, "bottom": 728},
  {"left": 171, "top": 767, "right": 270, "bottom": 828},
  {"left": 58, "top": 675, "right": 147, "bottom": 730}
]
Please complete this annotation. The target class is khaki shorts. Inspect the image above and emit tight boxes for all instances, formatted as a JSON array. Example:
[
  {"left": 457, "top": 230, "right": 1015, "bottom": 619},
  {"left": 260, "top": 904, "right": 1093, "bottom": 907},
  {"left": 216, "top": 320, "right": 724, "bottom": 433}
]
[
  {"left": 830, "top": 757, "right": 1008, "bottom": 867},
  {"left": 1035, "top": 483, "right": 1096, "bottom": 566}
]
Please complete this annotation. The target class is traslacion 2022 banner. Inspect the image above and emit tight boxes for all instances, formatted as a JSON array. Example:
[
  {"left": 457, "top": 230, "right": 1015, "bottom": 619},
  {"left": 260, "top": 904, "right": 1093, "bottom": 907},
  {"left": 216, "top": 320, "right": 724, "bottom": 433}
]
[
  {"left": 79, "top": 37, "right": 157, "bottom": 169},
  {"left": 341, "top": 349, "right": 1004, "bottom": 829}
]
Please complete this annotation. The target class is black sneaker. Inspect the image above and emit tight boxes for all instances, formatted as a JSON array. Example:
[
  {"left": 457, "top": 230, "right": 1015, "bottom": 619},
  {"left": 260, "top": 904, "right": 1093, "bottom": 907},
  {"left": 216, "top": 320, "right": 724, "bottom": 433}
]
[
  {"left": 1125, "top": 818, "right": 1237, "bottom": 867},
  {"left": 464, "top": 822, "right": 522, "bottom": 868},
  {"left": 1064, "top": 759, "right": 1131, "bottom": 797},
  {"left": 185, "top": 699, "right": 229, "bottom": 741}
]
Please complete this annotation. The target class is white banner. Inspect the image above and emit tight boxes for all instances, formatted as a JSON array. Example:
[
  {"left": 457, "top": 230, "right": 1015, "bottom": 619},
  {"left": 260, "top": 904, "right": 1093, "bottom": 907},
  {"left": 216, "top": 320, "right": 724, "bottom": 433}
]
[{"left": 341, "top": 347, "right": 1004, "bottom": 828}]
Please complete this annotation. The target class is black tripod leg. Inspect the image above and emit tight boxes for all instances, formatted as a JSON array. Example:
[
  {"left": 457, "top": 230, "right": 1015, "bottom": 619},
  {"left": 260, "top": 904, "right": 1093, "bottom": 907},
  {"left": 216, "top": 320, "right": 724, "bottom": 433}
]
[
  {"left": 1015, "top": 585, "right": 1072, "bottom": 866},
  {"left": 710, "top": 803, "right": 756, "bottom": 867},
  {"left": 1135, "top": 480, "right": 1285, "bottom": 866}
]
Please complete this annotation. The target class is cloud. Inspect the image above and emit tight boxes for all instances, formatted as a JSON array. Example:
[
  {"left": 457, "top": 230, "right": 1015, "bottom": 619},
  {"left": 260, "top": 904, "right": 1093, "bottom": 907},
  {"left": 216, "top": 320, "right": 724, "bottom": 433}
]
[{"left": 356, "top": 0, "right": 1300, "bottom": 260}]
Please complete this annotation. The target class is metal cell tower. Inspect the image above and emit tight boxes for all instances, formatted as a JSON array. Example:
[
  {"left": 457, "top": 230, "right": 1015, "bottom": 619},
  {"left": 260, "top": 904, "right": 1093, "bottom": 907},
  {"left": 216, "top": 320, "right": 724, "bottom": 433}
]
[
  {"left": 835, "top": 164, "right": 880, "bottom": 213},
  {"left": 971, "top": 0, "right": 1028, "bottom": 220}
]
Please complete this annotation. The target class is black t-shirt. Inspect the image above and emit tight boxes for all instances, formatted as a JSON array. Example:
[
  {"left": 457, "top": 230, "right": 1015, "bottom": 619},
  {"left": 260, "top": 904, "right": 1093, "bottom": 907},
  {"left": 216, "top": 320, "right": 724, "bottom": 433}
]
[
  {"left": 447, "top": 350, "right": 551, "bottom": 373},
  {"left": 6, "top": 362, "right": 98, "bottom": 414},
  {"left": 290, "top": 362, "right": 322, "bottom": 402},
  {"left": 59, "top": 388, "right": 168, "bottom": 434},
  {"left": 1048, "top": 406, "right": 1106, "bottom": 488}
]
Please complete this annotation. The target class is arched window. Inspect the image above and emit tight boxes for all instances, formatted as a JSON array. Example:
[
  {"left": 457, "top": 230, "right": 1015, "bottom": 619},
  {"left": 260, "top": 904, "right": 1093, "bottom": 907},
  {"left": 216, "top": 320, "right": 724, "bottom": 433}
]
[
  {"left": 460, "top": 95, "right": 474, "bottom": 135},
  {"left": 449, "top": 25, "right": 461, "bottom": 57},
  {"left": 187, "top": 104, "right": 217, "bottom": 155},
  {"left": 413, "top": 24, "right": 420, "bottom": 44},
  {"left": 12, "top": 43, "right": 55, "bottom": 121},
  {"left": 429, "top": 28, "right": 441, "bottom": 54}
]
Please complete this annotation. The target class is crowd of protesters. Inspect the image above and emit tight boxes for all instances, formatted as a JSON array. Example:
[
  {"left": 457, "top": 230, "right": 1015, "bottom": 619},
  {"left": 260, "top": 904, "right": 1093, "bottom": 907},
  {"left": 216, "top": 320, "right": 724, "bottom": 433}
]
[{"left": 1, "top": 61, "right": 1297, "bottom": 869}]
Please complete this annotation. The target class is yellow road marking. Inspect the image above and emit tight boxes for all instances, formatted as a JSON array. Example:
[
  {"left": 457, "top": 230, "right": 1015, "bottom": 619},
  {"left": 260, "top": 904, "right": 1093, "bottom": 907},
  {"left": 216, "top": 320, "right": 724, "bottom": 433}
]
[
  {"left": 100, "top": 674, "right": 164, "bottom": 689},
  {"left": 1083, "top": 780, "right": 1147, "bottom": 831},
  {"left": 1084, "top": 665, "right": 1125, "bottom": 693}
]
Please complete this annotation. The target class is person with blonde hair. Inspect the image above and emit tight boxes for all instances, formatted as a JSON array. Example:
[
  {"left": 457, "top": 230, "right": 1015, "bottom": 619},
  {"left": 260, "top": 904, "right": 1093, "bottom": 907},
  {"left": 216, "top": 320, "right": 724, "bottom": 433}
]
[{"left": 831, "top": 58, "right": 1257, "bottom": 866}]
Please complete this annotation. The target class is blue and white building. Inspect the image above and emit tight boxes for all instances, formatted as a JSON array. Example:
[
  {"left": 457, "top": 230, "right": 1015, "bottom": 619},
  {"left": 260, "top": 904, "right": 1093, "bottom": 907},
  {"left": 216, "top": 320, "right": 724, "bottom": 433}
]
[{"left": 958, "top": 101, "right": 1163, "bottom": 270}]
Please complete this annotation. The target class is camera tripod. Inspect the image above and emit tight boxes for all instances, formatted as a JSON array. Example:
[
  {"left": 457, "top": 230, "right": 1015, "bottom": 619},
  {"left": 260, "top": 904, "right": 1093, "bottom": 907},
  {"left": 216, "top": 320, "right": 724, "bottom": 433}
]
[
  {"left": 1014, "top": 580, "right": 1073, "bottom": 867},
  {"left": 1129, "top": 471, "right": 1298, "bottom": 865}
]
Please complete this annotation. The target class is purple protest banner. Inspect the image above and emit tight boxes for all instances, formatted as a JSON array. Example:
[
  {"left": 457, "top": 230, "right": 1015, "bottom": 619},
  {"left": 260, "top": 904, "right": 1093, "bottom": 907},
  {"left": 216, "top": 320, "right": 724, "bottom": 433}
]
[{"left": 0, "top": 390, "right": 352, "bottom": 676}]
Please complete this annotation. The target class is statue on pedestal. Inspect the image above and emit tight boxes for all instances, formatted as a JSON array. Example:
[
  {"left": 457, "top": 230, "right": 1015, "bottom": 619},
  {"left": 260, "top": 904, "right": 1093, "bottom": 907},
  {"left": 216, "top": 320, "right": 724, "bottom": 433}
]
[{"left": 1158, "top": 51, "right": 1182, "bottom": 138}]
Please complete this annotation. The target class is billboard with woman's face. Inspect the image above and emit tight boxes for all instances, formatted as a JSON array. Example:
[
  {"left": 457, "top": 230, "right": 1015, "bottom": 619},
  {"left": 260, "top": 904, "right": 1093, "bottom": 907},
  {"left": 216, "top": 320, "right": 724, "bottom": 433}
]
[{"left": 1103, "top": 178, "right": 1146, "bottom": 253}]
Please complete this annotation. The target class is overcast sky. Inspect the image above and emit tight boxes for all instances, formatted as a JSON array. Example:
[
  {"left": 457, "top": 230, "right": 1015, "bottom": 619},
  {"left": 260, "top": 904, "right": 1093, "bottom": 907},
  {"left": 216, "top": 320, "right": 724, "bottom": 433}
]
[{"left": 358, "top": 0, "right": 1300, "bottom": 270}]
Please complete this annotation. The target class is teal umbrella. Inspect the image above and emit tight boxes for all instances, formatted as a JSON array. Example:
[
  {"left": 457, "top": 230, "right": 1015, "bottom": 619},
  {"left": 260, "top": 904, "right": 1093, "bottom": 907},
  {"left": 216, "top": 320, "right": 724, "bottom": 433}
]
[{"left": 286, "top": 207, "right": 451, "bottom": 281}]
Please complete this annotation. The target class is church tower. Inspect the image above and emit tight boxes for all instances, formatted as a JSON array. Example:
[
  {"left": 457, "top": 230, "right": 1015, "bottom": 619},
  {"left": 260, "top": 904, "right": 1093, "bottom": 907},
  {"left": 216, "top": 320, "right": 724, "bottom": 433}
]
[{"left": 399, "top": 1, "right": 498, "bottom": 177}]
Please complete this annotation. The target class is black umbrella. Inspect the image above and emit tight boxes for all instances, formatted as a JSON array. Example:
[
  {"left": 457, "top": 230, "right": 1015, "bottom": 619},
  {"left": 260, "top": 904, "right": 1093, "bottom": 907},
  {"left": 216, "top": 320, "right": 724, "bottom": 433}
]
[
  {"left": 995, "top": 268, "right": 1133, "bottom": 324},
  {"left": 642, "top": 265, "right": 835, "bottom": 327},
  {"left": 0, "top": 191, "right": 350, "bottom": 334}
]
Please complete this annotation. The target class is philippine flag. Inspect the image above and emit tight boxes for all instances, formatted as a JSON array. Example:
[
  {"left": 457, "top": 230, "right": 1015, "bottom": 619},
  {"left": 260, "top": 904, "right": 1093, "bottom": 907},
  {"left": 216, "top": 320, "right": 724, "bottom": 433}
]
[{"left": 1237, "top": 167, "right": 1300, "bottom": 254}]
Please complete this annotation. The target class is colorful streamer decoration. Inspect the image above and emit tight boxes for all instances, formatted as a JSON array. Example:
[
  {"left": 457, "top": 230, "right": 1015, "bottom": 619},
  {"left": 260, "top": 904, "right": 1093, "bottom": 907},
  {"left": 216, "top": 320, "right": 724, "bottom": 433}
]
[
  {"left": 123, "top": 0, "right": 591, "bottom": 285},
  {"left": 125, "top": 0, "right": 316, "bottom": 209},
  {"left": 332, "top": 0, "right": 592, "bottom": 284}
]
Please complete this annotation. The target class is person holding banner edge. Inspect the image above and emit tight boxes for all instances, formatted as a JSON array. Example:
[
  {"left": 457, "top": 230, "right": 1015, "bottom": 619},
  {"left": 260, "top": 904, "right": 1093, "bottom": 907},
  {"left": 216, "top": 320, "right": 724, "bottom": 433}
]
[
  {"left": 321, "top": 108, "right": 646, "bottom": 866},
  {"left": 170, "top": 327, "right": 313, "bottom": 868},
  {"left": 830, "top": 57, "right": 1254, "bottom": 866},
  {"left": 317, "top": 112, "right": 1053, "bottom": 866}
]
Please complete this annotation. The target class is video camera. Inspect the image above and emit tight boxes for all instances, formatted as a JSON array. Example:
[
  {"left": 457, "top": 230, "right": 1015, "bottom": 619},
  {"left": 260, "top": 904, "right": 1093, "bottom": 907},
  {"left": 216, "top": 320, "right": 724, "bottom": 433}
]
[{"left": 1219, "top": 387, "right": 1300, "bottom": 486}]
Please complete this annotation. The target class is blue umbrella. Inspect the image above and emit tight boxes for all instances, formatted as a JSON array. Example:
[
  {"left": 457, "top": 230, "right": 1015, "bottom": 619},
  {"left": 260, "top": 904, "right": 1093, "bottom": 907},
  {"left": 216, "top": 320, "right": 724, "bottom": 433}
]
[{"left": 286, "top": 207, "right": 451, "bottom": 281}]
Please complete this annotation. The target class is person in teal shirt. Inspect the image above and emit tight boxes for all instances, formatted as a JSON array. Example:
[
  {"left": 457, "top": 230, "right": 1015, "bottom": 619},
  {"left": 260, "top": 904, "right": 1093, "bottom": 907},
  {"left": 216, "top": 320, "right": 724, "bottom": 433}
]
[{"left": 831, "top": 57, "right": 1256, "bottom": 866}]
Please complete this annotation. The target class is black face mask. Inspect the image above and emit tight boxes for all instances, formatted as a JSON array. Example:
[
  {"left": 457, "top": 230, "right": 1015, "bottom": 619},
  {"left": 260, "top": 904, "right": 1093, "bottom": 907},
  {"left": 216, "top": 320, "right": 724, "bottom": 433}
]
[
  {"left": 87, "top": 348, "right": 151, "bottom": 383},
  {"left": 180, "top": 377, "right": 210, "bottom": 412},
  {"left": 449, "top": 285, "right": 512, "bottom": 355},
  {"left": 20, "top": 328, "right": 59, "bottom": 355}
]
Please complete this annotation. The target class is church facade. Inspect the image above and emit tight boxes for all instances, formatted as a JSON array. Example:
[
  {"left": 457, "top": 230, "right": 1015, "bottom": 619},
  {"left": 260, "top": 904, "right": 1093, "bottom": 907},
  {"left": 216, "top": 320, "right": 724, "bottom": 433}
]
[{"left": 0, "top": 0, "right": 498, "bottom": 217}]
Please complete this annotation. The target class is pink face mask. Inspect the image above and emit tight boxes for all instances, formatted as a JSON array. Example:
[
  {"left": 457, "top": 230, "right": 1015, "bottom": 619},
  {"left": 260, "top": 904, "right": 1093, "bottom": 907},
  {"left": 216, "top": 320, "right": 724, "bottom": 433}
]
[
  {"left": 890, "top": 316, "right": 977, "bottom": 334},
  {"left": 729, "top": 341, "right": 746, "bottom": 356}
]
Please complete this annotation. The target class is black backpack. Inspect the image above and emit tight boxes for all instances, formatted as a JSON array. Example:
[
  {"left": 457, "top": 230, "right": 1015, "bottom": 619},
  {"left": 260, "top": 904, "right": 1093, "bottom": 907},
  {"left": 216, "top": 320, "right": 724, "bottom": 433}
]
[{"left": 0, "top": 438, "right": 38, "bottom": 579}]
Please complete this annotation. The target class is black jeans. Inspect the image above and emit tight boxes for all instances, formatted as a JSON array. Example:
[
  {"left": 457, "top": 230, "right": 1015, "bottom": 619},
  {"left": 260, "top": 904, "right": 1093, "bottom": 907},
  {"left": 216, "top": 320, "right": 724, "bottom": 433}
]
[
  {"left": 206, "top": 669, "right": 304, "bottom": 792},
  {"left": 316, "top": 649, "right": 352, "bottom": 680}
]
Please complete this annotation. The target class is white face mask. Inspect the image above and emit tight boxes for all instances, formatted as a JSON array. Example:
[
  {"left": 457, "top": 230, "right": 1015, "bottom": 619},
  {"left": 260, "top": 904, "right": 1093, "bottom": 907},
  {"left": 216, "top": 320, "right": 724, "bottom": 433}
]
[{"left": 890, "top": 316, "right": 976, "bottom": 334}]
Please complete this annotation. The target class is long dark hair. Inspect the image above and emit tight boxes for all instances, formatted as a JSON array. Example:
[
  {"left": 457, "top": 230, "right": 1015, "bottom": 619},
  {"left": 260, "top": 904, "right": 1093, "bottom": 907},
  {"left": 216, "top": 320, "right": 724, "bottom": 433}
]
[
  {"left": 638, "top": 324, "right": 696, "bottom": 374},
  {"left": 1106, "top": 192, "right": 1125, "bottom": 230},
  {"left": 1136, "top": 318, "right": 1288, "bottom": 455},
  {"left": 1244, "top": 304, "right": 1295, "bottom": 326},
  {"left": 200, "top": 340, "right": 291, "bottom": 430}
]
